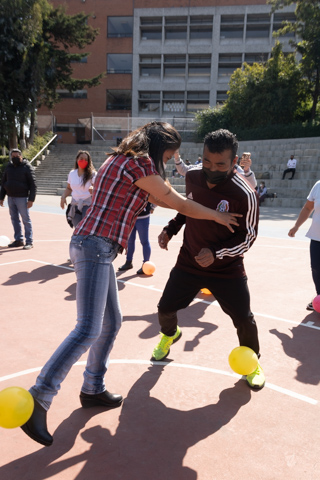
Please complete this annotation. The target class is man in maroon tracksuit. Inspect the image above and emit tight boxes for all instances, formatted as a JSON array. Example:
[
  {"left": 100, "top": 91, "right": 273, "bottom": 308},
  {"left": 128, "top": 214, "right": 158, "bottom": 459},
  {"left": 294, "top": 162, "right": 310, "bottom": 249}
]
[{"left": 152, "top": 129, "right": 265, "bottom": 389}]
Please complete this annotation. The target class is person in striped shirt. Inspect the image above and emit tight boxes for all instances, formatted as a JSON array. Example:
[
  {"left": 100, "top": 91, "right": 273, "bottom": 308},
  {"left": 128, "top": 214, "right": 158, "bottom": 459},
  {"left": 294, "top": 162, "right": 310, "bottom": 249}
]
[
  {"left": 152, "top": 129, "right": 265, "bottom": 390},
  {"left": 21, "top": 122, "right": 242, "bottom": 447}
]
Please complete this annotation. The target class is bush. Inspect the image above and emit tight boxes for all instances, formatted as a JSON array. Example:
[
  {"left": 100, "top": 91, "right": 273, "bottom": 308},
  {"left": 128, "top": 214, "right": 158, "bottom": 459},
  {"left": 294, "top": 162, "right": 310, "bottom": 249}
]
[{"left": 22, "top": 132, "right": 54, "bottom": 163}]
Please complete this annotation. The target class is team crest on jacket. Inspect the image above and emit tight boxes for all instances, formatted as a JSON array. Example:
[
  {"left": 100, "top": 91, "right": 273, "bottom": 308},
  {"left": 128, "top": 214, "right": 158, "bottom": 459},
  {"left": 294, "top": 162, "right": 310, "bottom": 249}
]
[{"left": 216, "top": 200, "right": 229, "bottom": 212}]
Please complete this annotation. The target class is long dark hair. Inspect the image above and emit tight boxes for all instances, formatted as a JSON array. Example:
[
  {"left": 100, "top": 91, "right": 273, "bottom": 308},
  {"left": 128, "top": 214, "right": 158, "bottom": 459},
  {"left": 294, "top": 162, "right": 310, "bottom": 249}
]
[
  {"left": 74, "top": 150, "right": 96, "bottom": 186},
  {"left": 113, "top": 121, "right": 181, "bottom": 179}
]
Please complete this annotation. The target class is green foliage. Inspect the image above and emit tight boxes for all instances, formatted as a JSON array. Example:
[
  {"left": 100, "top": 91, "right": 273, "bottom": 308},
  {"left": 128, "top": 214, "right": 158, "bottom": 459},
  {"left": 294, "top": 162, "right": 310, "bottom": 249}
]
[
  {"left": 268, "top": 0, "right": 320, "bottom": 120},
  {"left": 195, "top": 106, "right": 232, "bottom": 140},
  {"left": 21, "top": 132, "right": 54, "bottom": 162},
  {"left": 0, "top": 0, "right": 103, "bottom": 146}
]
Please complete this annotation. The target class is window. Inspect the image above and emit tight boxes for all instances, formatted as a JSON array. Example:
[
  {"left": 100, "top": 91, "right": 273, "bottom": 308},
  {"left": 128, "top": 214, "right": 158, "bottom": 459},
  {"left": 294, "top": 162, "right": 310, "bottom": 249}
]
[
  {"left": 57, "top": 89, "right": 87, "bottom": 99},
  {"left": 244, "top": 53, "right": 269, "bottom": 64},
  {"left": 107, "top": 54, "right": 132, "bottom": 74},
  {"left": 273, "top": 13, "right": 295, "bottom": 37},
  {"left": 106, "top": 90, "right": 131, "bottom": 110},
  {"left": 220, "top": 15, "right": 244, "bottom": 40},
  {"left": 246, "top": 14, "right": 270, "bottom": 39},
  {"left": 107, "top": 17, "right": 133, "bottom": 38},
  {"left": 140, "top": 17, "right": 162, "bottom": 41},
  {"left": 140, "top": 66, "right": 161, "bottom": 77},
  {"left": 165, "top": 27, "right": 187, "bottom": 40},
  {"left": 70, "top": 56, "right": 87, "bottom": 63},
  {"left": 141, "top": 28, "right": 162, "bottom": 40},
  {"left": 188, "top": 55, "right": 211, "bottom": 78},
  {"left": 164, "top": 55, "right": 186, "bottom": 77},
  {"left": 163, "top": 92, "right": 185, "bottom": 113},
  {"left": 216, "top": 91, "right": 228, "bottom": 105},
  {"left": 190, "top": 26, "right": 212, "bottom": 40},
  {"left": 190, "top": 15, "right": 213, "bottom": 25},
  {"left": 186, "top": 92, "right": 209, "bottom": 113},
  {"left": 139, "top": 55, "right": 161, "bottom": 77},
  {"left": 218, "top": 54, "right": 242, "bottom": 78},
  {"left": 139, "top": 91, "right": 160, "bottom": 113}
]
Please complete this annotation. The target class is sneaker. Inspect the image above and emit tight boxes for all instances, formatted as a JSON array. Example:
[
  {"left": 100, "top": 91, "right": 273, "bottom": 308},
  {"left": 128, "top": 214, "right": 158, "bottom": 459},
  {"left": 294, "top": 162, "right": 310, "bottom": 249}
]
[
  {"left": 8, "top": 240, "right": 24, "bottom": 248},
  {"left": 23, "top": 244, "right": 33, "bottom": 250},
  {"left": 306, "top": 302, "right": 314, "bottom": 311},
  {"left": 246, "top": 363, "right": 265, "bottom": 390},
  {"left": 118, "top": 261, "right": 133, "bottom": 271},
  {"left": 136, "top": 267, "right": 145, "bottom": 274},
  {"left": 151, "top": 326, "right": 182, "bottom": 361}
]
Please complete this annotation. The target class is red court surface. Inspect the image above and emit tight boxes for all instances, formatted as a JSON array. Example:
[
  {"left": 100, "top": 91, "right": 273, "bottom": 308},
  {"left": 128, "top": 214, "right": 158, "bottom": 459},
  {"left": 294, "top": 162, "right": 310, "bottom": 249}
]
[{"left": 0, "top": 202, "right": 319, "bottom": 480}]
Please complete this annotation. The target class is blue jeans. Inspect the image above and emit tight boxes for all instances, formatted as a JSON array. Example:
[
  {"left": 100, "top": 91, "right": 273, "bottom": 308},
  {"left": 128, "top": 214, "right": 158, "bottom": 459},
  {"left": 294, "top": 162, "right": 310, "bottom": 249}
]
[
  {"left": 8, "top": 196, "right": 33, "bottom": 244},
  {"left": 126, "top": 216, "right": 151, "bottom": 263},
  {"left": 73, "top": 205, "right": 90, "bottom": 228},
  {"left": 30, "top": 235, "right": 122, "bottom": 410}
]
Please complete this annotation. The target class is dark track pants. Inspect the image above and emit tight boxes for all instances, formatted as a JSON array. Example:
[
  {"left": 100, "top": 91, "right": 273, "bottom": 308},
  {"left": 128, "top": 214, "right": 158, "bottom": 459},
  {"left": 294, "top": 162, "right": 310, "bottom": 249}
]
[{"left": 158, "top": 267, "right": 260, "bottom": 355}]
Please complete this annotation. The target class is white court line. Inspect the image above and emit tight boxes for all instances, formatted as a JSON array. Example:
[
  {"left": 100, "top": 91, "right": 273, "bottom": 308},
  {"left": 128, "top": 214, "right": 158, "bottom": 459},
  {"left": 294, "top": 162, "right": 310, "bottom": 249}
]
[
  {"left": 0, "top": 360, "right": 317, "bottom": 405},
  {"left": 1, "top": 259, "right": 319, "bottom": 331}
]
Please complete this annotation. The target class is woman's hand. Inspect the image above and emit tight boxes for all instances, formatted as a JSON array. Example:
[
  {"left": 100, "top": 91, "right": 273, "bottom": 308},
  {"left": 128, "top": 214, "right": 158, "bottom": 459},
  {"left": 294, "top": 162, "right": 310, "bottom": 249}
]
[
  {"left": 60, "top": 196, "right": 67, "bottom": 209},
  {"left": 213, "top": 211, "right": 242, "bottom": 233},
  {"left": 288, "top": 226, "right": 298, "bottom": 237}
]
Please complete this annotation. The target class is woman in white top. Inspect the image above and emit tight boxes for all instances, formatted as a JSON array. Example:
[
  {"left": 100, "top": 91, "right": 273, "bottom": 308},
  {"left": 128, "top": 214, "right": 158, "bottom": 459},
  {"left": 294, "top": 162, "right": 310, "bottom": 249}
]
[
  {"left": 288, "top": 180, "right": 320, "bottom": 310},
  {"left": 60, "top": 150, "right": 97, "bottom": 228}
]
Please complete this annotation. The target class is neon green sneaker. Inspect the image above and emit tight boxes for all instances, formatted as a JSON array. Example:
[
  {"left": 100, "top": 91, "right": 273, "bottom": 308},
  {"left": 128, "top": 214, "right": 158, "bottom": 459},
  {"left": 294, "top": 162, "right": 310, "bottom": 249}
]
[
  {"left": 151, "top": 326, "right": 182, "bottom": 361},
  {"left": 246, "top": 363, "right": 265, "bottom": 390}
]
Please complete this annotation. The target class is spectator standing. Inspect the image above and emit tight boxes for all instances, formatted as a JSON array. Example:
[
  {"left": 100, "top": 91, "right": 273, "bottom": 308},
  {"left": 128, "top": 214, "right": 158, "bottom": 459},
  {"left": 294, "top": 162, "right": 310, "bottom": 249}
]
[
  {"left": 60, "top": 150, "right": 97, "bottom": 228},
  {"left": 282, "top": 155, "right": 297, "bottom": 180},
  {"left": 0, "top": 149, "right": 36, "bottom": 249},
  {"left": 118, "top": 202, "right": 156, "bottom": 274},
  {"left": 288, "top": 180, "right": 320, "bottom": 310}
]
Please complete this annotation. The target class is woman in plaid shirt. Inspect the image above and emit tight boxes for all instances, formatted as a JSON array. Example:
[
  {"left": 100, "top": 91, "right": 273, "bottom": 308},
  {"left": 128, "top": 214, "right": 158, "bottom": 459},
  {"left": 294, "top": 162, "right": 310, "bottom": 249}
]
[{"left": 22, "top": 122, "right": 242, "bottom": 447}]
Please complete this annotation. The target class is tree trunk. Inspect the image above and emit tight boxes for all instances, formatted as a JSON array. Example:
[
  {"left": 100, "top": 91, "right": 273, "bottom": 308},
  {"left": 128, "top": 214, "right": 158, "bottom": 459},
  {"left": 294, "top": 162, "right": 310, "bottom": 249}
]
[
  {"left": 8, "top": 116, "right": 18, "bottom": 150},
  {"left": 19, "top": 118, "right": 26, "bottom": 151},
  {"left": 310, "top": 68, "right": 319, "bottom": 121},
  {"left": 29, "top": 110, "right": 35, "bottom": 145}
]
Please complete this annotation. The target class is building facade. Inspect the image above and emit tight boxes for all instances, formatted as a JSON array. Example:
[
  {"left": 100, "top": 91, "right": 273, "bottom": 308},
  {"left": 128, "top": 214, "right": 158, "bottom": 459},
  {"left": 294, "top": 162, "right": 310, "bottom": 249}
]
[{"left": 38, "top": 0, "right": 296, "bottom": 143}]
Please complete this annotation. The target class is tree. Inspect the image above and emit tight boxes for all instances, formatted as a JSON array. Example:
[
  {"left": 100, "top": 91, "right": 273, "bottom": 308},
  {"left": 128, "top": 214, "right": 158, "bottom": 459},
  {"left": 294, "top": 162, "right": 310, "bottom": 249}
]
[
  {"left": 268, "top": 0, "right": 320, "bottom": 120},
  {"left": 0, "top": 0, "right": 103, "bottom": 149},
  {"left": 225, "top": 42, "right": 304, "bottom": 128}
]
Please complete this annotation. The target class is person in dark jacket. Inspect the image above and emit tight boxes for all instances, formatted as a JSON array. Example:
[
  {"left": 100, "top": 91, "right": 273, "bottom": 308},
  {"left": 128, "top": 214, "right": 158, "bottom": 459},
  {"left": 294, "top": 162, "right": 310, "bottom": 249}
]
[{"left": 0, "top": 148, "right": 37, "bottom": 249}]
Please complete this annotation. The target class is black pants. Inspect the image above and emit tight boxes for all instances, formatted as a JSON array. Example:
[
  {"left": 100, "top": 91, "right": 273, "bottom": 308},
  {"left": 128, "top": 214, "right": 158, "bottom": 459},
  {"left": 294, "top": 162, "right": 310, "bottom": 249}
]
[
  {"left": 310, "top": 240, "right": 320, "bottom": 295},
  {"left": 282, "top": 168, "right": 295, "bottom": 179},
  {"left": 158, "top": 267, "right": 260, "bottom": 355}
]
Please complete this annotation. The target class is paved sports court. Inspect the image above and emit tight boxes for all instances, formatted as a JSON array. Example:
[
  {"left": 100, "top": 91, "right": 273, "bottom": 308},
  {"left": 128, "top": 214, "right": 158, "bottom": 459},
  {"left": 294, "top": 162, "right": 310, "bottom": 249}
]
[{"left": 0, "top": 196, "right": 319, "bottom": 479}]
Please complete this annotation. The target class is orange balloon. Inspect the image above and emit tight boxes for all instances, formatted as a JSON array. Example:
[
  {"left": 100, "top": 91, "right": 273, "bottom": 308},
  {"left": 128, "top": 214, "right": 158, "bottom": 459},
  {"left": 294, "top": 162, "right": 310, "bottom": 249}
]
[
  {"left": 201, "top": 288, "right": 212, "bottom": 295},
  {"left": 142, "top": 261, "right": 156, "bottom": 275}
]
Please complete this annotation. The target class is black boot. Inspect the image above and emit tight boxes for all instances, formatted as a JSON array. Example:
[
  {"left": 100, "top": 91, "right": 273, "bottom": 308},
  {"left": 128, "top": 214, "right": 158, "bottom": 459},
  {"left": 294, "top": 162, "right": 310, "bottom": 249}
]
[
  {"left": 20, "top": 398, "right": 53, "bottom": 446},
  {"left": 118, "top": 261, "right": 133, "bottom": 271},
  {"left": 80, "top": 390, "right": 123, "bottom": 409}
]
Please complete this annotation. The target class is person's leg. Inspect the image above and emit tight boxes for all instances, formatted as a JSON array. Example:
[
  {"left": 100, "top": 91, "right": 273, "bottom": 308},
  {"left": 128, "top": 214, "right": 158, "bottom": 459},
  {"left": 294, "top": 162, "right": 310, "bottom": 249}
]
[
  {"left": 82, "top": 260, "right": 122, "bottom": 394},
  {"left": 158, "top": 268, "right": 201, "bottom": 337},
  {"left": 259, "top": 194, "right": 266, "bottom": 206},
  {"left": 136, "top": 216, "right": 151, "bottom": 262},
  {"left": 126, "top": 225, "right": 137, "bottom": 262},
  {"left": 15, "top": 197, "right": 33, "bottom": 244},
  {"left": 29, "top": 235, "right": 120, "bottom": 410},
  {"left": 290, "top": 168, "right": 295, "bottom": 179},
  {"left": 282, "top": 168, "right": 289, "bottom": 179},
  {"left": 310, "top": 240, "right": 320, "bottom": 295},
  {"left": 7, "top": 196, "right": 23, "bottom": 242},
  {"left": 208, "top": 276, "right": 260, "bottom": 355}
]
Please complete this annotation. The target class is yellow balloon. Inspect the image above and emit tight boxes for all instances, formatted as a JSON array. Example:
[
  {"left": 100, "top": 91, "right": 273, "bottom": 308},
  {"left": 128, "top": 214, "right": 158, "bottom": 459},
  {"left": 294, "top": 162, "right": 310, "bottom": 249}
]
[
  {"left": 201, "top": 288, "right": 212, "bottom": 295},
  {"left": 228, "top": 347, "right": 258, "bottom": 375},
  {"left": 0, "top": 387, "right": 34, "bottom": 429}
]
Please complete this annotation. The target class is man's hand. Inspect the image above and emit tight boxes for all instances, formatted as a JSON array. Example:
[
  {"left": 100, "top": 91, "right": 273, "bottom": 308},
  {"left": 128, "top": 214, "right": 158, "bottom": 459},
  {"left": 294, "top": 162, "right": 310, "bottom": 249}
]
[
  {"left": 240, "top": 156, "right": 252, "bottom": 173},
  {"left": 27, "top": 201, "right": 33, "bottom": 209},
  {"left": 195, "top": 248, "right": 214, "bottom": 267},
  {"left": 158, "top": 230, "right": 170, "bottom": 250}
]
